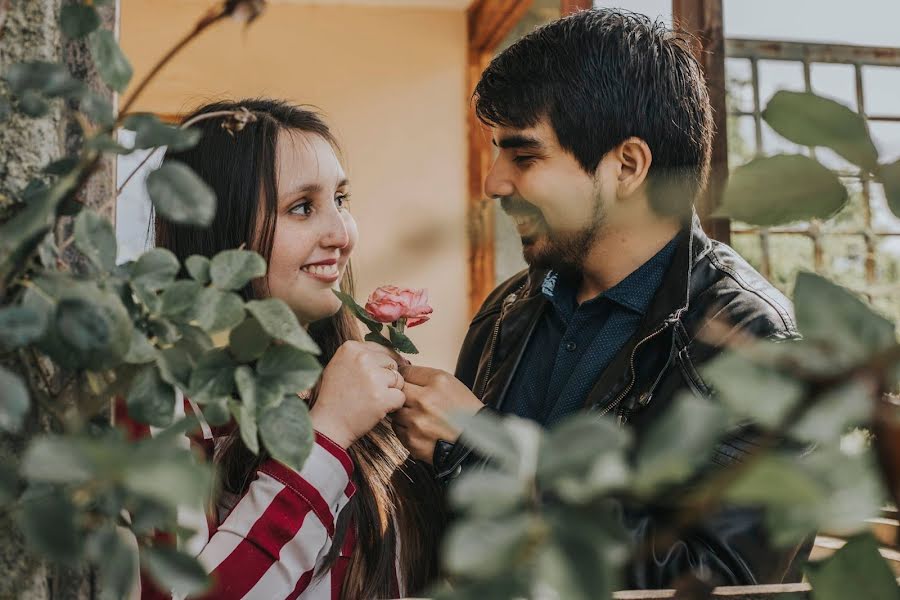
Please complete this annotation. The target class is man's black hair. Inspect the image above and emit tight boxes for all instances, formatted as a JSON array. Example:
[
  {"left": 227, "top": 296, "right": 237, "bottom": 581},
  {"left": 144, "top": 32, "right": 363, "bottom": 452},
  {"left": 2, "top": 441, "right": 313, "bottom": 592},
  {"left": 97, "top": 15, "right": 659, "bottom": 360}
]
[{"left": 474, "top": 8, "right": 714, "bottom": 218}]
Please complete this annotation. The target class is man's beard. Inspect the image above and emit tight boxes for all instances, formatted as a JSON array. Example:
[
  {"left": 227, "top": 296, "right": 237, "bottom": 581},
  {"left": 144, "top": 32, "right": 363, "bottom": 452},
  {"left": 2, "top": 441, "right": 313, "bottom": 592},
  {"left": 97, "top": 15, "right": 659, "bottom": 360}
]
[{"left": 502, "top": 192, "right": 605, "bottom": 279}]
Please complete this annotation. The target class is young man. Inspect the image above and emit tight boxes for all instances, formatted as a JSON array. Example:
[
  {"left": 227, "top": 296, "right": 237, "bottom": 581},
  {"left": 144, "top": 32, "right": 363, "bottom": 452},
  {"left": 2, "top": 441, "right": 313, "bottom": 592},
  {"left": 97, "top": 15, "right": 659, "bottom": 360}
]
[{"left": 392, "top": 8, "right": 806, "bottom": 588}]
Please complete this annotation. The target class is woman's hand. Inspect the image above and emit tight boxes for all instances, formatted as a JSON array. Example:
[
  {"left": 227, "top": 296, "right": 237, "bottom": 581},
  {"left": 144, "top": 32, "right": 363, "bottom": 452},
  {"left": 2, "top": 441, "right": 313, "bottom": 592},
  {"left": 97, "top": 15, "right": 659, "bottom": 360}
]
[{"left": 310, "top": 341, "right": 406, "bottom": 448}]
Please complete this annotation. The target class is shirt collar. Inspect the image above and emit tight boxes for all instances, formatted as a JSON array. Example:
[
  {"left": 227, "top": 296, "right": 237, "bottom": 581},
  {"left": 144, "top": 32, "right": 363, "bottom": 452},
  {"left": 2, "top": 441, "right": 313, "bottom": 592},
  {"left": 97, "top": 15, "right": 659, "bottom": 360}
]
[{"left": 541, "top": 236, "right": 678, "bottom": 316}]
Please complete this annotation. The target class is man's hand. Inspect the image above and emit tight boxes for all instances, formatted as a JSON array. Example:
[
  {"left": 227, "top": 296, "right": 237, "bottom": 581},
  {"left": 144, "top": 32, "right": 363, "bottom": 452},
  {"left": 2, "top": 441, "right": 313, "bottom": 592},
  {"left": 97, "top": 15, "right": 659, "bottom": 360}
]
[{"left": 393, "top": 365, "right": 484, "bottom": 464}]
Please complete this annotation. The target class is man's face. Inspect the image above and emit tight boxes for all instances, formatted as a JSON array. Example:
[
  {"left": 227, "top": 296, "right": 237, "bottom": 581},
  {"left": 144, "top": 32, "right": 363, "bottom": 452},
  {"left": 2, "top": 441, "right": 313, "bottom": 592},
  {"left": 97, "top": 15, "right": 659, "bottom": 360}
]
[{"left": 484, "top": 118, "right": 613, "bottom": 276}]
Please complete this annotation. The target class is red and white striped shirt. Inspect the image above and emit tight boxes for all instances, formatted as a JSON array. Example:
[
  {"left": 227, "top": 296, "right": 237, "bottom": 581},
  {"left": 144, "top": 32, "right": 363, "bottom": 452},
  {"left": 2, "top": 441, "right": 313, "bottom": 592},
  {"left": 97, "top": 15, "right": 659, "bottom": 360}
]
[
  {"left": 195, "top": 432, "right": 373, "bottom": 600},
  {"left": 116, "top": 393, "right": 404, "bottom": 600}
]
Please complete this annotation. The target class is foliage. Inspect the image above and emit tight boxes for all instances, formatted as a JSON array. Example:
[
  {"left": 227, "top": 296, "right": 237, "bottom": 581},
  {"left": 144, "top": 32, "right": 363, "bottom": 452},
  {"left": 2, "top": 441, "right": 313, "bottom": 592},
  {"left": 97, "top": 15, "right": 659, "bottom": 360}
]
[
  {"left": 0, "top": 0, "right": 325, "bottom": 596},
  {"left": 1, "top": 2, "right": 899, "bottom": 599}
]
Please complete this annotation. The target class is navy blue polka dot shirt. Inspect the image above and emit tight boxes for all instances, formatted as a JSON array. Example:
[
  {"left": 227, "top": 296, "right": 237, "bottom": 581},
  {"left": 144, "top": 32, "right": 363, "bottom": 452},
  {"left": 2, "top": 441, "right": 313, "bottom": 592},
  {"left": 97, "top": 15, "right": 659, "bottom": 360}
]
[{"left": 505, "top": 237, "right": 678, "bottom": 427}]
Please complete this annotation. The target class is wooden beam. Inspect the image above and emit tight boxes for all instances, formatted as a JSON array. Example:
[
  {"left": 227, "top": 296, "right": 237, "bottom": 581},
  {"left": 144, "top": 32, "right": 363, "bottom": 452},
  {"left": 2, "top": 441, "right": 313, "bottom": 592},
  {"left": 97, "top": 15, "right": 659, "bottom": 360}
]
[
  {"left": 561, "top": 0, "right": 593, "bottom": 15},
  {"left": 468, "top": 0, "right": 533, "bottom": 52},
  {"left": 672, "top": 0, "right": 731, "bottom": 244},
  {"left": 466, "top": 0, "right": 532, "bottom": 315}
]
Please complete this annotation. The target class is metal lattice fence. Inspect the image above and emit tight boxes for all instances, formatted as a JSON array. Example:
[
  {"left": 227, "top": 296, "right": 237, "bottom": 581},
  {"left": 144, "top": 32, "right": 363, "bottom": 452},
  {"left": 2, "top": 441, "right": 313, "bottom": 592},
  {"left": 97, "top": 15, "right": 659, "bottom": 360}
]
[{"left": 725, "top": 38, "right": 900, "bottom": 320}]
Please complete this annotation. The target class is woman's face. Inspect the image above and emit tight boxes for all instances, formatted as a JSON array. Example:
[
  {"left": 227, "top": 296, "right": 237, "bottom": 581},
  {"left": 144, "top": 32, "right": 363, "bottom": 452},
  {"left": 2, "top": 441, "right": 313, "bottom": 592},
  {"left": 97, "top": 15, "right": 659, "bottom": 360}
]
[{"left": 264, "top": 130, "right": 358, "bottom": 324}]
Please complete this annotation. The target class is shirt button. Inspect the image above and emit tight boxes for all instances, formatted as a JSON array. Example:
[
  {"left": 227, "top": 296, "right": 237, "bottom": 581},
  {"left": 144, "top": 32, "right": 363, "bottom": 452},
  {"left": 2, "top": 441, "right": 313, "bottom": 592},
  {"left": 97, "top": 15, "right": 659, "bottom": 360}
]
[{"left": 565, "top": 341, "right": 577, "bottom": 352}]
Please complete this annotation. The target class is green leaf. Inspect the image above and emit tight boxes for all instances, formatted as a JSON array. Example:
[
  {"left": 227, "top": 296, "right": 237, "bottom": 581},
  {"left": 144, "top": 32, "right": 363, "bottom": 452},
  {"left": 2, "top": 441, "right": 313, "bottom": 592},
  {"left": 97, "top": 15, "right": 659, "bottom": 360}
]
[
  {"left": 763, "top": 91, "right": 880, "bottom": 172},
  {"left": 125, "top": 329, "right": 156, "bottom": 364},
  {"left": 43, "top": 157, "right": 79, "bottom": 176},
  {"left": 148, "top": 316, "right": 179, "bottom": 345},
  {"left": 333, "top": 290, "right": 383, "bottom": 330},
  {"left": 188, "top": 349, "right": 236, "bottom": 403},
  {"left": 18, "top": 486, "right": 83, "bottom": 564},
  {"left": 141, "top": 545, "right": 211, "bottom": 597},
  {"left": 258, "top": 395, "right": 314, "bottom": 471},
  {"left": 185, "top": 255, "right": 210, "bottom": 284},
  {"left": 725, "top": 455, "right": 823, "bottom": 507},
  {"left": 228, "top": 316, "right": 271, "bottom": 362},
  {"left": 0, "top": 305, "right": 47, "bottom": 351},
  {"left": 799, "top": 449, "right": 886, "bottom": 543},
  {"left": 123, "top": 113, "right": 201, "bottom": 152},
  {"left": 716, "top": 154, "right": 848, "bottom": 226},
  {"left": 90, "top": 30, "right": 132, "bottom": 92},
  {"left": 0, "top": 462, "right": 20, "bottom": 504},
  {"left": 878, "top": 159, "right": 900, "bottom": 219},
  {"left": 60, "top": 4, "right": 101, "bottom": 38},
  {"left": 364, "top": 330, "right": 392, "bottom": 348},
  {"left": 0, "top": 161, "right": 84, "bottom": 284},
  {"left": 77, "top": 89, "right": 114, "bottom": 127},
  {"left": 21, "top": 437, "right": 94, "bottom": 483},
  {"left": 448, "top": 469, "right": 524, "bottom": 517},
  {"left": 199, "top": 398, "right": 230, "bottom": 427},
  {"left": 0, "top": 366, "right": 30, "bottom": 433},
  {"left": 4, "top": 61, "right": 82, "bottom": 97},
  {"left": 443, "top": 513, "right": 533, "bottom": 578},
  {"left": 132, "top": 248, "right": 180, "bottom": 291},
  {"left": 794, "top": 271, "right": 897, "bottom": 369},
  {"left": 160, "top": 280, "right": 204, "bottom": 319},
  {"left": 236, "top": 365, "right": 287, "bottom": 412},
  {"left": 36, "top": 278, "right": 133, "bottom": 370},
  {"left": 454, "top": 411, "right": 522, "bottom": 475},
  {"left": 127, "top": 365, "right": 175, "bottom": 427},
  {"left": 256, "top": 345, "right": 322, "bottom": 393},
  {"left": 702, "top": 350, "right": 805, "bottom": 428},
  {"left": 123, "top": 455, "right": 212, "bottom": 510},
  {"left": 387, "top": 325, "right": 419, "bottom": 354},
  {"left": 632, "top": 393, "right": 729, "bottom": 495},
  {"left": 74, "top": 209, "right": 117, "bottom": 271},
  {"left": 156, "top": 345, "right": 192, "bottom": 390},
  {"left": 534, "top": 532, "right": 615, "bottom": 600},
  {"left": 86, "top": 133, "right": 133, "bottom": 155},
  {"left": 229, "top": 397, "right": 259, "bottom": 454},
  {"left": 190, "top": 288, "right": 245, "bottom": 333},
  {"left": 17, "top": 90, "right": 50, "bottom": 117},
  {"left": 146, "top": 161, "right": 216, "bottom": 227},
  {"left": 538, "top": 415, "right": 631, "bottom": 503},
  {"left": 174, "top": 323, "right": 213, "bottom": 355},
  {"left": 806, "top": 533, "right": 897, "bottom": 600},
  {"left": 245, "top": 299, "right": 319, "bottom": 354},
  {"left": 791, "top": 379, "right": 873, "bottom": 443},
  {"left": 257, "top": 345, "right": 320, "bottom": 376},
  {"left": 210, "top": 249, "right": 266, "bottom": 291},
  {"left": 88, "top": 527, "right": 138, "bottom": 600},
  {"left": 55, "top": 297, "right": 112, "bottom": 351}
]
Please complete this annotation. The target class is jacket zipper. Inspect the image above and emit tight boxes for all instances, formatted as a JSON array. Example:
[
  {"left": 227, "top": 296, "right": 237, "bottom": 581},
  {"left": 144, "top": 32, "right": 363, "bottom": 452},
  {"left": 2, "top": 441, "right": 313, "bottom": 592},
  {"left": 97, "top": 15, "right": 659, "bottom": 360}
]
[
  {"left": 475, "top": 286, "right": 524, "bottom": 399},
  {"left": 598, "top": 322, "right": 673, "bottom": 422}
]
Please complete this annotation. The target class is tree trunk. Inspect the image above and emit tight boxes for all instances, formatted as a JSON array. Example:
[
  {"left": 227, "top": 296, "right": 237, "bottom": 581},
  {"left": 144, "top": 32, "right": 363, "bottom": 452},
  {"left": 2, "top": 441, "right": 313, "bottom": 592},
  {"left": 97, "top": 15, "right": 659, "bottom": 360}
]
[{"left": 0, "top": 0, "right": 118, "bottom": 596}]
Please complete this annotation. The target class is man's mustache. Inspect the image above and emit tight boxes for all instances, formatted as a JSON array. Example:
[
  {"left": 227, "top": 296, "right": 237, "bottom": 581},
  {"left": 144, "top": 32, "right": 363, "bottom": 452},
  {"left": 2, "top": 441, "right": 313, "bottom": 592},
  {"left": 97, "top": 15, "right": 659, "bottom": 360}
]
[{"left": 499, "top": 197, "right": 541, "bottom": 216}]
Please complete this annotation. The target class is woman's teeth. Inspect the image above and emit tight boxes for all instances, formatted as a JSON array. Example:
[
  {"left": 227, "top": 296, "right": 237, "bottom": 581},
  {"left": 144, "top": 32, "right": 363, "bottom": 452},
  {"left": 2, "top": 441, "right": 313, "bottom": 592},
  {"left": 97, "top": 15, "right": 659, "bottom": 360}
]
[{"left": 301, "top": 264, "right": 339, "bottom": 277}]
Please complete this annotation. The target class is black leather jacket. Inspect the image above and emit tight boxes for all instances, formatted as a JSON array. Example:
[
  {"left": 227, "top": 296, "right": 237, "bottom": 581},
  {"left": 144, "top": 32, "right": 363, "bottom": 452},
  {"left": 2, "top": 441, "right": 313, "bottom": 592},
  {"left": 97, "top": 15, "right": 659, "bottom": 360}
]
[{"left": 438, "top": 216, "right": 810, "bottom": 588}]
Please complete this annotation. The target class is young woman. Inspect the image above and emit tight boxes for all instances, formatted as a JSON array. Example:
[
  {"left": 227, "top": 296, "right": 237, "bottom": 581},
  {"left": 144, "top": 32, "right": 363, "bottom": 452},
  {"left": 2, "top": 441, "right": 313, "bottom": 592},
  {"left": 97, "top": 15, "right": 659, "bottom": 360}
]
[{"left": 154, "top": 99, "right": 443, "bottom": 599}]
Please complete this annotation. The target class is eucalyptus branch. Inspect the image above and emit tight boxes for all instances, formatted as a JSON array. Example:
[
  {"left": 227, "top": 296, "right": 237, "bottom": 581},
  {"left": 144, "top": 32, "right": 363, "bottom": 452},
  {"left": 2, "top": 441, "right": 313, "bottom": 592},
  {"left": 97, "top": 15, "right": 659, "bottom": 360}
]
[
  {"left": 115, "top": 109, "right": 256, "bottom": 198},
  {"left": 634, "top": 341, "right": 900, "bottom": 561}
]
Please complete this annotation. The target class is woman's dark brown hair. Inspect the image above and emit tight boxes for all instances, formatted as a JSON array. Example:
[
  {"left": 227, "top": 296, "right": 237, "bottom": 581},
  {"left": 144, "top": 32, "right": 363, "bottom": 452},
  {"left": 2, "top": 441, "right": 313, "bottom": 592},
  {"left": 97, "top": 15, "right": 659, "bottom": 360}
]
[{"left": 154, "top": 98, "right": 443, "bottom": 599}]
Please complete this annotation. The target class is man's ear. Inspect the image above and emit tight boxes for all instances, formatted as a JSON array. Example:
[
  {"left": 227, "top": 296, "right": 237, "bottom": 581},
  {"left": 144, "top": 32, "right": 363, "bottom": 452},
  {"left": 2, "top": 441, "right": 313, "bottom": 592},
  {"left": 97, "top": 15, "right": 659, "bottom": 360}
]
[{"left": 612, "top": 137, "right": 653, "bottom": 198}]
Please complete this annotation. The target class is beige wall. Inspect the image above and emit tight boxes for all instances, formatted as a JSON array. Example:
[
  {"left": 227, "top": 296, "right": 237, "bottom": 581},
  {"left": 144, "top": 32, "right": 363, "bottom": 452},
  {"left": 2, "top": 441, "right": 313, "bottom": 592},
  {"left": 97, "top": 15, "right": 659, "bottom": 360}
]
[{"left": 120, "top": 1, "right": 470, "bottom": 370}]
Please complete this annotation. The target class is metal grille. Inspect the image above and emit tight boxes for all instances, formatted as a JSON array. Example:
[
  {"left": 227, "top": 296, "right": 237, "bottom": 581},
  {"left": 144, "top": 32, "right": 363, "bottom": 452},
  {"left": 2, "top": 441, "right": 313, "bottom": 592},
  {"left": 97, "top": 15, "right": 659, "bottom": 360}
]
[{"left": 725, "top": 38, "right": 900, "bottom": 317}]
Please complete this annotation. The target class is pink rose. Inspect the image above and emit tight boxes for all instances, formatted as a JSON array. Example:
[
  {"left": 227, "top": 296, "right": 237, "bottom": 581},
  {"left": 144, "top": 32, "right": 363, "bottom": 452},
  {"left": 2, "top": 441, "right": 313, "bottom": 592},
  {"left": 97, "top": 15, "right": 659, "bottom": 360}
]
[{"left": 364, "top": 285, "right": 433, "bottom": 328}]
